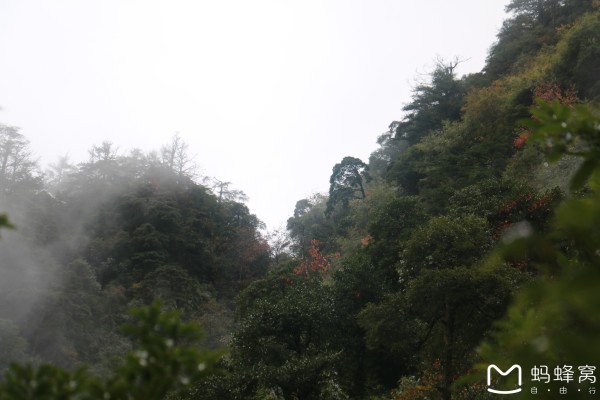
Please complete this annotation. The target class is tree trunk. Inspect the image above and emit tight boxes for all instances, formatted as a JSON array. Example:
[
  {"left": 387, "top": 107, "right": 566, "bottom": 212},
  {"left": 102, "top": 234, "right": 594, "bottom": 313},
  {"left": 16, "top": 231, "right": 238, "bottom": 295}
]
[{"left": 441, "top": 298, "right": 454, "bottom": 400}]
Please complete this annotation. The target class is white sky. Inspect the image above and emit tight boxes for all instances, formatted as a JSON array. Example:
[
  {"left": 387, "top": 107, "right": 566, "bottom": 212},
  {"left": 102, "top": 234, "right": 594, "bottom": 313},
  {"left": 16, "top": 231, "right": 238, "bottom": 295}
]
[{"left": 0, "top": 0, "right": 509, "bottom": 230}]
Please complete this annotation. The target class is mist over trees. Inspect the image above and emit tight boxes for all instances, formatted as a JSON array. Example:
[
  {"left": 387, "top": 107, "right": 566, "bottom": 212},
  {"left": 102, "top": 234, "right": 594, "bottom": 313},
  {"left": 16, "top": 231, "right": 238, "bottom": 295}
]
[
  {"left": 0, "top": 132, "right": 268, "bottom": 379},
  {"left": 1, "top": 0, "right": 600, "bottom": 399}
]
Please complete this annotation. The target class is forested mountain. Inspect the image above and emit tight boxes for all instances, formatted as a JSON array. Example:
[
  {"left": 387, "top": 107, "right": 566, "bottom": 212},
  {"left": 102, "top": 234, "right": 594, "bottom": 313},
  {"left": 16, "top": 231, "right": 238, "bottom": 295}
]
[
  {"left": 0, "top": 132, "right": 269, "bottom": 375},
  {"left": 212, "top": 1, "right": 600, "bottom": 399},
  {"left": 1, "top": 0, "right": 600, "bottom": 399}
]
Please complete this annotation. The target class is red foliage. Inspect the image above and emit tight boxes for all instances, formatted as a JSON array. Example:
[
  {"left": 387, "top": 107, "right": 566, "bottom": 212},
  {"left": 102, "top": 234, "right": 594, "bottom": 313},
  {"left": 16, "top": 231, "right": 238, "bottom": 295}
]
[
  {"left": 293, "top": 240, "right": 332, "bottom": 276},
  {"left": 491, "top": 191, "right": 556, "bottom": 241},
  {"left": 490, "top": 190, "right": 558, "bottom": 272},
  {"left": 533, "top": 81, "right": 578, "bottom": 107},
  {"left": 513, "top": 132, "right": 529, "bottom": 149},
  {"left": 514, "top": 83, "right": 578, "bottom": 151}
]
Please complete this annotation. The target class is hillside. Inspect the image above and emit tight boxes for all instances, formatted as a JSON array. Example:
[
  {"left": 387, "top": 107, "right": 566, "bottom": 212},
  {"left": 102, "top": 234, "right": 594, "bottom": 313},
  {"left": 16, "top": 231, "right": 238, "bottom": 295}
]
[
  {"left": 0, "top": 136, "right": 269, "bottom": 373},
  {"left": 1, "top": 1, "right": 600, "bottom": 399},
  {"left": 215, "top": 1, "right": 600, "bottom": 399}
]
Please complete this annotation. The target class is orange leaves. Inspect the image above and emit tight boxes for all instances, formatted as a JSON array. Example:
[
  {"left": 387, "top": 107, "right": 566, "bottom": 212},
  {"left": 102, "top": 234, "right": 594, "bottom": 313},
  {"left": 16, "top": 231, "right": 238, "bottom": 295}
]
[
  {"left": 391, "top": 360, "right": 442, "bottom": 400},
  {"left": 513, "top": 132, "right": 529, "bottom": 149},
  {"left": 514, "top": 82, "right": 578, "bottom": 151},
  {"left": 293, "top": 240, "right": 334, "bottom": 277},
  {"left": 533, "top": 81, "right": 578, "bottom": 107}
]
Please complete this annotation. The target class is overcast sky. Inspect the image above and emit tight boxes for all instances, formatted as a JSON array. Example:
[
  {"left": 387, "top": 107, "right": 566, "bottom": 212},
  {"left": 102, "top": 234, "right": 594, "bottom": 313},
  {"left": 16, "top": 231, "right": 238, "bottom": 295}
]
[{"left": 0, "top": 0, "right": 509, "bottom": 230}]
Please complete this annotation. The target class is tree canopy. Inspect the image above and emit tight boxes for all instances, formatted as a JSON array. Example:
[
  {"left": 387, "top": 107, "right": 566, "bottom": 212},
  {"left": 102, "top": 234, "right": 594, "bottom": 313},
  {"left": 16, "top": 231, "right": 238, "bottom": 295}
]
[{"left": 1, "top": 2, "right": 600, "bottom": 399}]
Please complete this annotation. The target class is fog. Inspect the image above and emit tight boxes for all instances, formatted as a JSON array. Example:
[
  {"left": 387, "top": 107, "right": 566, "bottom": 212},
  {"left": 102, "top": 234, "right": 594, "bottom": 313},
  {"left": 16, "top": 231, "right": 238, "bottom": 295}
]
[{"left": 0, "top": 0, "right": 509, "bottom": 229}]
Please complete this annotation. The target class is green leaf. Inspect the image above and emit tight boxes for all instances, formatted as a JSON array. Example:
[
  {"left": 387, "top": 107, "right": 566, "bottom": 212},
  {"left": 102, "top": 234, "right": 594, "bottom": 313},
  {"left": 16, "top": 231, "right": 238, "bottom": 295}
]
[{"left": 570, "top": 156, "right": 598, "bottom": 191}]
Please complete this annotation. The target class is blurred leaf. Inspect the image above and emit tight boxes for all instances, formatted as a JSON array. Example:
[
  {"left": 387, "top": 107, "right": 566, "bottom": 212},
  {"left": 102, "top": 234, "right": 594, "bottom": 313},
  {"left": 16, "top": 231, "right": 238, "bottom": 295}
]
[{"left": 570, "top": 156, "right": 599, "bottom": 190}]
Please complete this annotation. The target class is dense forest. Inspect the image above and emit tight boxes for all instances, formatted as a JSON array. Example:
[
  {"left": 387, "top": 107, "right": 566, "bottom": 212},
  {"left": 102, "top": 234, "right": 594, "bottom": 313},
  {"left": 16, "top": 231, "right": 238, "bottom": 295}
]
[{"left": 1, "top": 0, "right": 600, "bottom": 399}]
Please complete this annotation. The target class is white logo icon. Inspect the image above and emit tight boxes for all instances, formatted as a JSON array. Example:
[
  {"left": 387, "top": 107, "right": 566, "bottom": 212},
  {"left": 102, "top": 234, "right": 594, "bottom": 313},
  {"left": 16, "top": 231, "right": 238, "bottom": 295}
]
[{"left": 487, "top": 364, "right": 522, "bottom": 394}]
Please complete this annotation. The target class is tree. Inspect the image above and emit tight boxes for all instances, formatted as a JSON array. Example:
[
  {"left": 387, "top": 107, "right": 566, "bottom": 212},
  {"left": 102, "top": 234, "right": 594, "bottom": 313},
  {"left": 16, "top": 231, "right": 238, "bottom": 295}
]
[
  {"left": 485, "top": 0, "right": 595, "bottom": 80},
  {"left": 265, "top": 227, "right": 292, "bottom": 265},
  {"left": 204, "top": 177, "right": 248, "bottom": 203},
  {"left": 368, "top": 131, "right": 409, "bottom": 178},
  {"left": 476, "top": 101, "right": 600, "bottom": 399},
  {"left": 391, "top": 215, "right": 518, "bottom": 400},
  {"left": 505, "top": 0, "right": 594, "bottom": 28},
  {"left": 506, "top": 0, "right": 563, "bottom": 27},
  {"left": 333, "top": 253, "right": 413, "bottom": 391},
  {"left": 0, "top": 301, "right": 222, "bottom": 400},
  {"left": 389, "top": 73, "right": 525, "bottom": 212},
  {"left": 161, "top": 133, "right": 197, "bottom": 179},
  {"left": 326, "top": 157, "right": 370, "bottom": 217},
  {"left": 553, "top": 13, "right": 600, "bottom": 101},
  {"left": 366, "top": 195, "right": 427, "bottom": 275},
  {"left": 448, "top": 178, "right": 562, "bottom": 245},
  {"left": 399, "top": 215, "right": 490, "bottom": 279},
  {"left": 214, "top": 266, "right": 348, "bottom": 399},
  {"left": 287, "top": 195, "right": 337, "bottom": 256},
  {"left": 0, "top": 124, "right": 39, "bottom": 194},
  {"left": 45, "top": 155, "right": 76, "bottom": 194},
  {"left": 81, "top": 141, "right": 119, "bottom": 183},
  {"left": 131, "top": 265, "right": 209, "bottom": 314},
  {"left": 390, "top": 59, "right": 466, "bottom": 145},
  {"left": 345, "top": 211, "right": 519, "bottom": 399}
]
